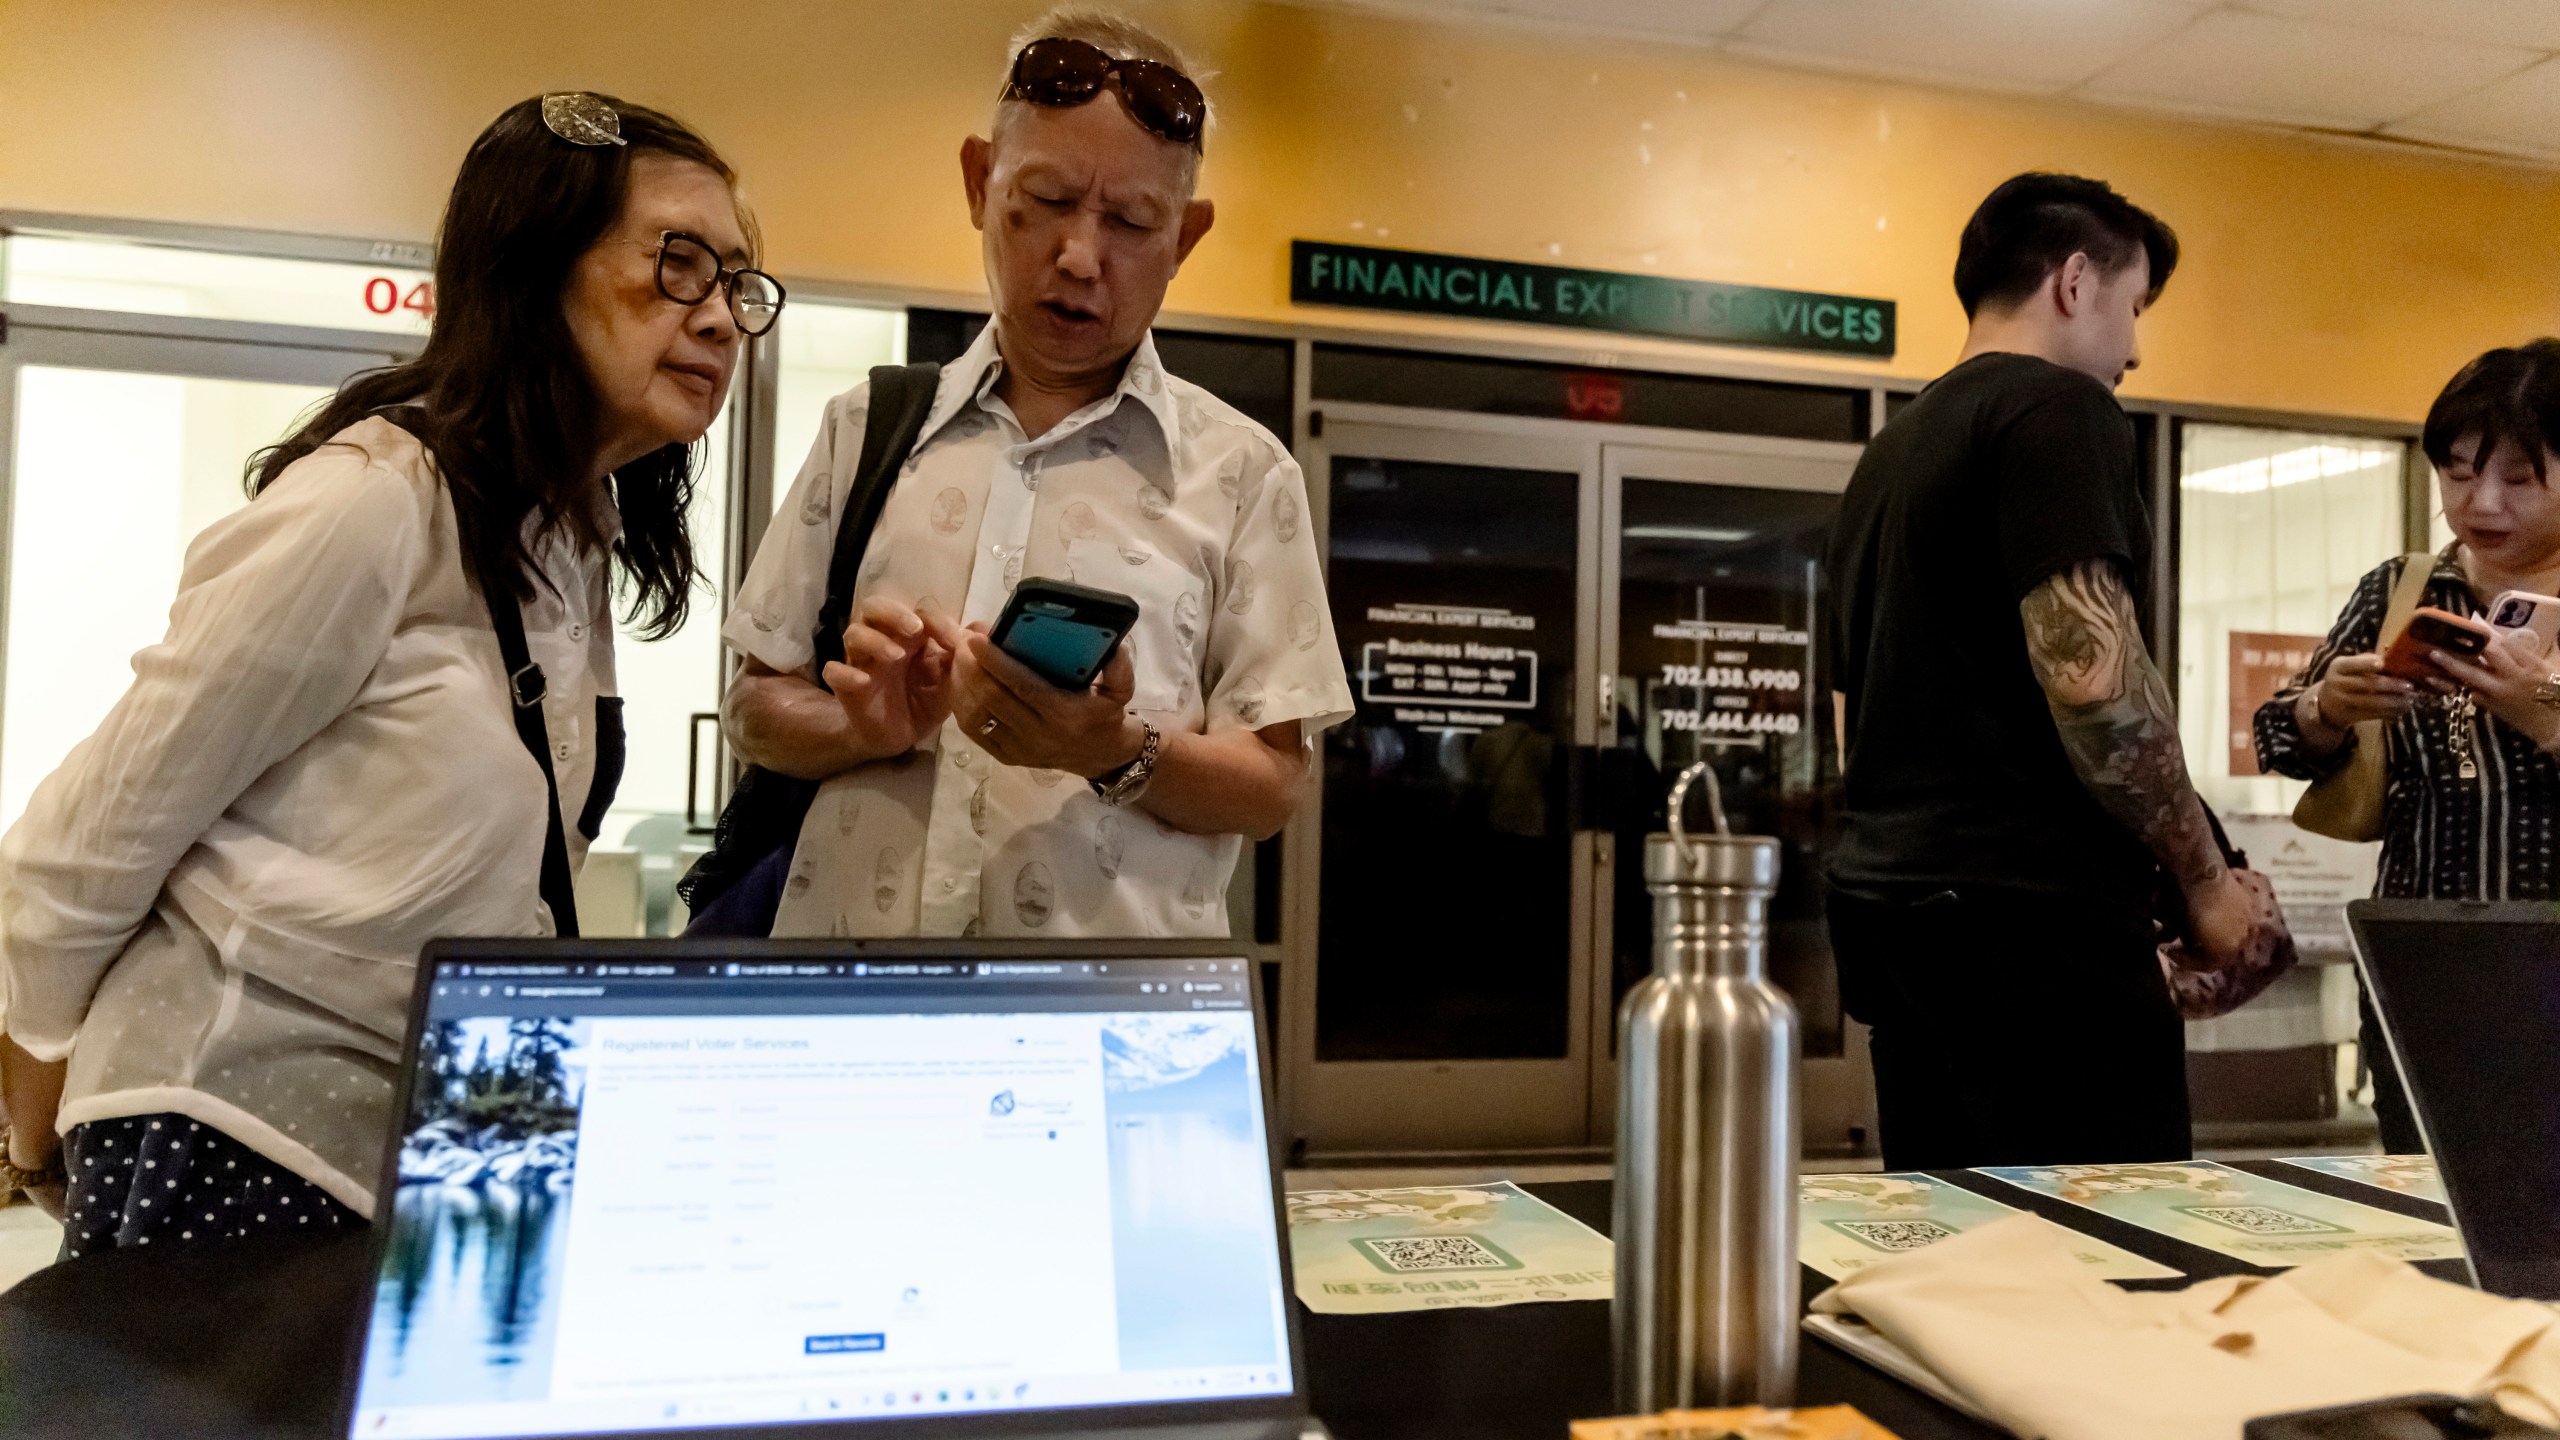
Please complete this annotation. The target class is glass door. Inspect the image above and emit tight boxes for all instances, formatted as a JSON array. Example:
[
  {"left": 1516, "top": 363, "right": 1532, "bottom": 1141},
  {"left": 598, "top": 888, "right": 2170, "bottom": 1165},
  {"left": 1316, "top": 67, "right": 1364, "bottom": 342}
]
[
  {"left": 1286, "top": 417, "right": 1600, "bottom": 1155},
  {"left": 1592, "top": 439, "right": 1874, "bottom": 1158}
]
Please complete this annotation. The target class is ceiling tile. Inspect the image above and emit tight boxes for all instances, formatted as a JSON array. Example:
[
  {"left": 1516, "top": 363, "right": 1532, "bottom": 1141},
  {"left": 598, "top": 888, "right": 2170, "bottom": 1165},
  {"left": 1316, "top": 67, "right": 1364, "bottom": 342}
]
[
  {"left": 1307, "top": 0, "right": 1764, "bottom": 45},
  {"left": 2386, "top": 55, "right": 2560, "bottom": 160},
  {"left": 2238, "top": 0, "right": 2560, "bottom": 53},
  {"left": 1475, "top": 0, "right": 1765, "bottom": 38},
  {"left": 2081, "top": 7, "right": 2543, "bottom": 129},
  {"left": 1271, "top": 0, "right": 2560, "bottom": 168},
  {"left": 1728, "top": 0, "right": 2208, "bottom": 95}
]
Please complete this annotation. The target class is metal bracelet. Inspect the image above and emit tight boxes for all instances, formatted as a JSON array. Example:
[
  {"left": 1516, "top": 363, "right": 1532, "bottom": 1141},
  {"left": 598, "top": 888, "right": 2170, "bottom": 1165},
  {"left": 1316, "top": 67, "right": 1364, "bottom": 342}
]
[
  {"left": 1090, "top": 720, "right": 1161, "bottom": 807},
  {"left": 2535, "top": 673, "right": 2560, "bottom": 710}
]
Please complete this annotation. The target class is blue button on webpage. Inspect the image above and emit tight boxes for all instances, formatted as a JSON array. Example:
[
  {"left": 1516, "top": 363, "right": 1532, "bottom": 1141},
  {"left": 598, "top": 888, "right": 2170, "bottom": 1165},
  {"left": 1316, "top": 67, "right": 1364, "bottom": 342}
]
[{"left": 805, "top": 1333, "right": 886, "bottom": 1355}]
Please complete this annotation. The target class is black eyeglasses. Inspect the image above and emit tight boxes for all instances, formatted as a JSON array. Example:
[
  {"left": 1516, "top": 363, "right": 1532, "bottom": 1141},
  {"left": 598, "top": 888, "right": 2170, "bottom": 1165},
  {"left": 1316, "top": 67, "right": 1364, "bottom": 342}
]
[
  {"left": 1002, "top": 36, "right": 1206, "bottom": 152},
  {"left": 627, "top": 232, "right": 786, "bottom": 336}
]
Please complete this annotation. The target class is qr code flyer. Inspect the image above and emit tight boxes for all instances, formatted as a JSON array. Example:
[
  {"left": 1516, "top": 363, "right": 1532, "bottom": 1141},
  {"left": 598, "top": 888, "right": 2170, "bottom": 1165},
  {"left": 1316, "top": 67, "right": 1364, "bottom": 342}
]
[
  {"left": 1798, "top": 1172, "right": 2175, "bottom": 1282},
  {"left": 1973, "top": 1161, "right": 2464, "bottom": 1268},
  {"left": 1285, "top": 1179, "right": 1614, "bottom": 1315}
]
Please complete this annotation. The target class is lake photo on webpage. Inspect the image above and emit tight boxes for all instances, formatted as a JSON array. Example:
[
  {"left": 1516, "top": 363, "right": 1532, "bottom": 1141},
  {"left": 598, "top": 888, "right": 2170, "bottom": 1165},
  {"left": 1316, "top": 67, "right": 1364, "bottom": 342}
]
[{"left": 359, "top": 1015, "right": 591, "bottom": 1407}]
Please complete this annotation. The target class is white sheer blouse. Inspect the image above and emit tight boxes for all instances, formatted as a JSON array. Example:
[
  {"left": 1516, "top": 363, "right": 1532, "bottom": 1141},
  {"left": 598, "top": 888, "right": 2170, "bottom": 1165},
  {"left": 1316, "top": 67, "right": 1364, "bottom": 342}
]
[{"left": 0, "top": 418, "right": 616, "bottom": 1216}]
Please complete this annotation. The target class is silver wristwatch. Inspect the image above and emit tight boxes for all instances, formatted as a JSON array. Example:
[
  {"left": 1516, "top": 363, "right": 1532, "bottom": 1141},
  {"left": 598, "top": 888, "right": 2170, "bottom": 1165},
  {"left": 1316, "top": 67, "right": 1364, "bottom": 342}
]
[{"left": 1090, "top": 719, "right": 1161, "bottom": 807}]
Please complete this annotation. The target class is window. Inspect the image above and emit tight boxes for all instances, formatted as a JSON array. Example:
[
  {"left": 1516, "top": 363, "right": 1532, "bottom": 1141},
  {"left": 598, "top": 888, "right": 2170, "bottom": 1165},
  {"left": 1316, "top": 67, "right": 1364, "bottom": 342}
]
[
  {"left": 595, "top": 407, "right": 732, "bottom": 860},
  {"left": 770, "top": 300, "right": 907, "bottom": 517},
  {"left": 2176, "top": 422, "right": 2409, "bottom": 821},
  {"left": 0, "top": 368, "right": 333, "bottom": 829}
]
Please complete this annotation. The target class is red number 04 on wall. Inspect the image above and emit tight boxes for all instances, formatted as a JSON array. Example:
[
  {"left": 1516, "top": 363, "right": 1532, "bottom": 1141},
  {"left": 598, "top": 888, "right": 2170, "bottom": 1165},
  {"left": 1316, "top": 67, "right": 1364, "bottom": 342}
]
[{"left": 363, "top": 276, "right": 436, "bottom": 318}]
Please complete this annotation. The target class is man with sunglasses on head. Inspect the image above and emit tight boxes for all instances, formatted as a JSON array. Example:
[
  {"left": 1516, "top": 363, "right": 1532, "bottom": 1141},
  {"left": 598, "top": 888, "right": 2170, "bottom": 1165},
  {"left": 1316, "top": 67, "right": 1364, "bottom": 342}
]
[{"left": 715, "top": 7, "right": 1352, "bottom": 939}]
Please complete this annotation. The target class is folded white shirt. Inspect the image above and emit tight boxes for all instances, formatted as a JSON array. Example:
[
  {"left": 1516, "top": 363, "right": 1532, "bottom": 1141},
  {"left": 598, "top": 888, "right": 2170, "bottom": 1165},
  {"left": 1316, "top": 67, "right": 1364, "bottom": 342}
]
[{"left": 1809, "top": 1212, "right": 2560, "bottom": 1440}]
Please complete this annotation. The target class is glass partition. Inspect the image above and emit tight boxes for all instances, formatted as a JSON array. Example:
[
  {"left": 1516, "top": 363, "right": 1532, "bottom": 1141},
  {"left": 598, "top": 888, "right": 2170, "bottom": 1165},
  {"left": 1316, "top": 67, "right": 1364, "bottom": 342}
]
[
  {"left": 770, "top": 301, "right": 907, "bottom": 517},
  {"left": 609, "top": 409, "right": 742, "bottom": 922},
  {"left": 2175, "top": 421, "right": 2409, "bottom": 1129},
  {"left": 2176, "top": 423, "right": 2407, "bottom": 820},
  {"left": 1, "top": 367, "right": 331, "bottom": 830}
]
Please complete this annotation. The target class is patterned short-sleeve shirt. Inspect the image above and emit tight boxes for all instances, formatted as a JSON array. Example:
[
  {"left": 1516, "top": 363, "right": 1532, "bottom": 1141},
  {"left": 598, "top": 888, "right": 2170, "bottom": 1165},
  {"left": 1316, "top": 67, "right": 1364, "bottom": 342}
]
[{"left": 723, "top": 326, "right": 1354, "bottom": 938}]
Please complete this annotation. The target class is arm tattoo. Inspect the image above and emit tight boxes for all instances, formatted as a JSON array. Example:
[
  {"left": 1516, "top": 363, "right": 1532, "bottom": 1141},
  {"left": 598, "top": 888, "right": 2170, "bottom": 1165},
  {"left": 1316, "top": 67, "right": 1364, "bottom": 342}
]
[{"left": 2021, "top": 559, "right": 2228, "bottom": 891}]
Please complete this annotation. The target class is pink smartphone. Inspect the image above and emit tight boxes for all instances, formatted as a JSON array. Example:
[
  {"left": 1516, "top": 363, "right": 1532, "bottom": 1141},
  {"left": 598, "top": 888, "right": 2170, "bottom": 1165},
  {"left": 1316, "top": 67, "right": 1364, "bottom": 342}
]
[{"left": 2488, "top": 590, "right": 2560, "bottom": 655}]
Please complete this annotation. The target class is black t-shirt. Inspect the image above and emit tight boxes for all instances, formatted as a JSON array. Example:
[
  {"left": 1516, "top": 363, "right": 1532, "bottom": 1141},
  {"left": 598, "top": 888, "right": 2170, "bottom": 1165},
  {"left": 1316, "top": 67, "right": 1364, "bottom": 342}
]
[{"left": 1825, "top": 351, "right": 2155, "bottom": 912}]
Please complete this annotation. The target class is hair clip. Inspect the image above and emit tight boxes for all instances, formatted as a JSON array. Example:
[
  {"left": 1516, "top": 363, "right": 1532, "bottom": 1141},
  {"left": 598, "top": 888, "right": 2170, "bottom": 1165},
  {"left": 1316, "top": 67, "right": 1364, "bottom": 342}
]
[{"left": 540, "top": 93, "right": 627, "bottom": 147}]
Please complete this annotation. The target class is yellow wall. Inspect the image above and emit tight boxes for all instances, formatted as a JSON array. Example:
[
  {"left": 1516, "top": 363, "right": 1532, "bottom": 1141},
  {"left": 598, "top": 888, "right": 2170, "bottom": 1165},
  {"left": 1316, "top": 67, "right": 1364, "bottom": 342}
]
[{"left": 4, "top": 0, "right": 2557, "bottom": 421}]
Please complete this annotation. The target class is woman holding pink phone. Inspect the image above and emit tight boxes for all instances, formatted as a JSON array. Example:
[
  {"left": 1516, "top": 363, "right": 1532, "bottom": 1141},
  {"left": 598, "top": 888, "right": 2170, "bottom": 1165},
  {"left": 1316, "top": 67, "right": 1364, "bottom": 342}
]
[{"left": 2257, "top": 338, "right": 2560, "bottom": 1152}]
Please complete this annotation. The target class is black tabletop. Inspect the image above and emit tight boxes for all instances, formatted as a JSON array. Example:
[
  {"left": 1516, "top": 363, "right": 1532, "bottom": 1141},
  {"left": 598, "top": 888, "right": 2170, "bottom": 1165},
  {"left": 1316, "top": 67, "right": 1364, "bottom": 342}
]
[{"left": 0, "top": 1164, "right": 2465, "bottom": 1440}]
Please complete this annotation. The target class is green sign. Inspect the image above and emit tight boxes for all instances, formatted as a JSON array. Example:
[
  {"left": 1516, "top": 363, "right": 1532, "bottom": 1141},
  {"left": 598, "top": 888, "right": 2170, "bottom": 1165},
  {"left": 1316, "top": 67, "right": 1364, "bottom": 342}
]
[{"left": 1291, "top": 240, "right": 1894, "bottom": 359}]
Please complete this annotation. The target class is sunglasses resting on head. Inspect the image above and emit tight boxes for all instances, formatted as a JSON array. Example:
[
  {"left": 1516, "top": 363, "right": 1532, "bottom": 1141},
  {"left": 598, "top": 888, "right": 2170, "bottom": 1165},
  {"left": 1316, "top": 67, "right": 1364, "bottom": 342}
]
[{"left": 1002, "top": 36, "right": 1207, "bottom": 152}]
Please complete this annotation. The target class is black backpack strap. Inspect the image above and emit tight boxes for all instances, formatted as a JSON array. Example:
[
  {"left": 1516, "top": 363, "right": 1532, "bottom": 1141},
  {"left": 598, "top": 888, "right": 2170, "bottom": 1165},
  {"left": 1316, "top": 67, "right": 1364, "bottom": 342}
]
[
  {"left": 475, "top": 550, "right": 582, "bottom": 939},
  {"left": 812, "top": 362, "right": 943, "bottom": 685},
  {"left": 378, "top": 401, "right": 581, "bottom": 936},
  {"left": 672, "top": 363, "right": 943, "bottom": 924}
]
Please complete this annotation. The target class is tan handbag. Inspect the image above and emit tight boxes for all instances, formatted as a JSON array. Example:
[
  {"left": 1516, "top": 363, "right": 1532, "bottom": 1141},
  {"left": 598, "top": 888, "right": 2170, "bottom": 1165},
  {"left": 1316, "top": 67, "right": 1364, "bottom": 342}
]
[{"left": 2290, "top": 552, "right": 2435, "bottom": 842}]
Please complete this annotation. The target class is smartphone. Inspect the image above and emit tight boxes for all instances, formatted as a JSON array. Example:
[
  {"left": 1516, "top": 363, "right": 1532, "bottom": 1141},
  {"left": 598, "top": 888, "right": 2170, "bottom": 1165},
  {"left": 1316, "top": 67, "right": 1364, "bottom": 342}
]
[
  {"left": 2489, "top": 589, "right": 2560, "bottom": 656},
  {"left": 989, "top": 577, "right": 1141, "bottom": 691},
  {"left": 2244, "top": 1393, "right": 2558, "bottom": 1439},
  {"left": 2381, "top": 606, "right": 2494, "bottom": 680}
]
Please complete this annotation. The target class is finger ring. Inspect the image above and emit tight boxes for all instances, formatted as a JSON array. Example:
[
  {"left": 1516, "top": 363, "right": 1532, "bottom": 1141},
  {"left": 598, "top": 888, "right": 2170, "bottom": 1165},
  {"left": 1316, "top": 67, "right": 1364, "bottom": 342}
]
[{"left": 978, "top": 716, "right": 1000, "bottom": 738}]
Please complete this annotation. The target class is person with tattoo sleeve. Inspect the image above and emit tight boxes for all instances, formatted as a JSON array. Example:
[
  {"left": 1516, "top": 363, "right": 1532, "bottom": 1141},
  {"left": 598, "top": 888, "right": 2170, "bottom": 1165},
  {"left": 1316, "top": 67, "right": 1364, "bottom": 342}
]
[
  {"left": 2021, "top": 558, "right": 2254, "bottom": 960},
  {"left": 1822, "top": 173, "right": 2268, "bottom": 1170}
]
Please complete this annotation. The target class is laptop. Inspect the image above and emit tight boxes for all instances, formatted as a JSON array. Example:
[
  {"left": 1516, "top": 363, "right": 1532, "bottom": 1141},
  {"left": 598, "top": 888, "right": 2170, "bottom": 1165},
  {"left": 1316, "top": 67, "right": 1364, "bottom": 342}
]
[
  {"left": 2347, "top": 899, "right": 2560, "bottom": 1300},
  {"left": 338, "top": 938, "right": 1325, "bottom": 1440}
]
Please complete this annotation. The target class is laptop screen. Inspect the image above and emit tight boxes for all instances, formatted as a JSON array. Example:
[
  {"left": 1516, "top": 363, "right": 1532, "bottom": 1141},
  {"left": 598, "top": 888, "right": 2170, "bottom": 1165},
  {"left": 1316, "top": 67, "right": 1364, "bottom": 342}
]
[
  {"left": 2352, "top": 905, "right": 2560, "bottom": 1300},
  {"left": 346, "top": 946, "right": 1297, "bottom": 1438}
]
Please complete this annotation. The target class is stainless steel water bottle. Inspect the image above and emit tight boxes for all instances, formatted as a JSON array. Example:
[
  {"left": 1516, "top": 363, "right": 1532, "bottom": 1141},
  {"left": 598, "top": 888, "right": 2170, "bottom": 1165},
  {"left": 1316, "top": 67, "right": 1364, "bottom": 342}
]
[{"left": 1613, "top": 761, "right": 1801, "bottom": 1412}]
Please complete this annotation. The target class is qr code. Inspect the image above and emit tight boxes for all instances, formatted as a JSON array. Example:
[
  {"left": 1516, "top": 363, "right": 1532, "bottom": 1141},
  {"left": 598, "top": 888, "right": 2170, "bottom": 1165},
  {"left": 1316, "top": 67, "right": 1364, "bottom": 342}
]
[
  {"left": 1834, "top": 1219, "right": 1959, "bottom": 1253},
  {"left": 1355, "top": 1235, "right": 1519, "bottom": 1273},
  {"left": 2181, "top": 1206, "right": 2343, "bottom": 1236}
]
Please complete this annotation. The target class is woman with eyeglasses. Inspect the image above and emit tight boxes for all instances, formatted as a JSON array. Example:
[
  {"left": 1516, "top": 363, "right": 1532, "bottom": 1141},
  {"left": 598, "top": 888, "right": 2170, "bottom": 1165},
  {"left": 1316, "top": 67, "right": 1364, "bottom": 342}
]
[{"left": 0, "top": 92, "right": 783, "bottom": 1255}]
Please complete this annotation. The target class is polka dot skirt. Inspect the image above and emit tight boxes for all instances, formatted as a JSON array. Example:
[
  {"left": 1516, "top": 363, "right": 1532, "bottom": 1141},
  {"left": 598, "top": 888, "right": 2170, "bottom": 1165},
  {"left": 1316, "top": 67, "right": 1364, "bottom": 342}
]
[{"left": 59, "top": 1114, "right": 362, "bottom": 1261}]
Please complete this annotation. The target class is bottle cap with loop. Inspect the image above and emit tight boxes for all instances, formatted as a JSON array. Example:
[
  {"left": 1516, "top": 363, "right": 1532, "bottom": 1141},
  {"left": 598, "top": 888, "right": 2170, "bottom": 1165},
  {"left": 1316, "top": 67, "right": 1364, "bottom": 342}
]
[{"left": 1646, "top": 759, "right": 1781, "bottom": 892}]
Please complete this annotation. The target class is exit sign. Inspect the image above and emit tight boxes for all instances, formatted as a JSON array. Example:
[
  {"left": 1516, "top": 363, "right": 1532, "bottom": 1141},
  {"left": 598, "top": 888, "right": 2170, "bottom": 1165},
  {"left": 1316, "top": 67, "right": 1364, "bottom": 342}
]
[{"left": 1291, "top": 240, "right": 1895, "bottom": 359}]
